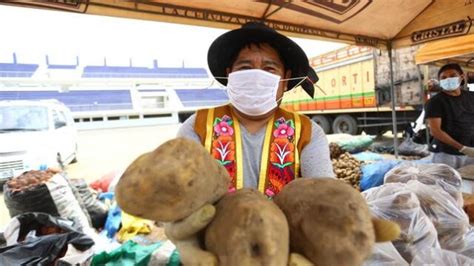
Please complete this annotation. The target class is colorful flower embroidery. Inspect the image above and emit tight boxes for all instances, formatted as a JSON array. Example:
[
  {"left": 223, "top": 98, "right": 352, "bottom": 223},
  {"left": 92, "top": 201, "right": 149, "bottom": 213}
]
[
  {"left": 214, "top": 116, "right": 234, "bottom": 137},
  {"left": 211, "top": 115, "right": 236, "bottom": 190},
  {"left": 270, "top": 118, "right": 295, "bottom": 169},
  {"left": 265, "top": 188, "right": 275, "bottom": 198},
  {"left": 273, "top": 118, "right": 295, "bottom": 138},
  {"left": 209, "top": 114, "right": 297, "bottom": 197},
  {"left": 266, "top": 117, "right": 297, "bottom": 196}
]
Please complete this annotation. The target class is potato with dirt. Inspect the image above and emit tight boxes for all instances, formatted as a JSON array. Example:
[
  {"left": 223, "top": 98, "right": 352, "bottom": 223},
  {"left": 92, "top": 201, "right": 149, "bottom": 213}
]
[
  {"left": 274, "top": 178, "right": 400, "bottom": 266},
  {"left": 205, "top": 188, "right": 289, "bottom": 266},
  {"left": 115, "top": 138, "right": 230, "bottom": 222}
]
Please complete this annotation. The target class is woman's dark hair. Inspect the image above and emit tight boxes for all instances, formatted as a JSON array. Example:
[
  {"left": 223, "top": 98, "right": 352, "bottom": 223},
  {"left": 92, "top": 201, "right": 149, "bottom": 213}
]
[
  {"left": 438, "top": 63, "right": 464, "bottom": 78},
  {"left": 227, "top": 41, "right": 286, "bottom": 72}
]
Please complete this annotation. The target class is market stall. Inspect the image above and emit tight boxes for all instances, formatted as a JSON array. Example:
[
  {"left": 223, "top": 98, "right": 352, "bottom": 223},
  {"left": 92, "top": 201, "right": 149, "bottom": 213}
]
[{"left": 2, "top": 1, "right": 474, "bottom": 265}]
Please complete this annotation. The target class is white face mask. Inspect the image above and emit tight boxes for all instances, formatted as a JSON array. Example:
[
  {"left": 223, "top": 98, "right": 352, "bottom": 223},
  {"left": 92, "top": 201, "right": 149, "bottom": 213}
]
[
  {"left": 226, "top": 69, "right": 307, "bottom": 116},
  {"left": 227, "top": 69, "right": 280, "bottom": 116},
  {"left": 439, "top": 77, "right": 461, "bottom": 91}
]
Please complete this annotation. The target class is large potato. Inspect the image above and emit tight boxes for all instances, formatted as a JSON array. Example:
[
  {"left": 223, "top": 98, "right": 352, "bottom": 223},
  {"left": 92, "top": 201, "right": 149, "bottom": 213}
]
[
  {"left": 116, "top": 138, "right": 230, "bottom": 222},
  {"left": 205, "top": 188, "right": 289, "bottom": 266},
  {"left": 274, "top": 178, "right": 375, "bottom": 266}
]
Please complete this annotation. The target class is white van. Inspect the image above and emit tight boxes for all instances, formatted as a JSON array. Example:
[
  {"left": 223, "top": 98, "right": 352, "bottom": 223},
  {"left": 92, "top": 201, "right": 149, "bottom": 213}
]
[{"left": 0, "top": 100, "right": 78, "bottom": 184}]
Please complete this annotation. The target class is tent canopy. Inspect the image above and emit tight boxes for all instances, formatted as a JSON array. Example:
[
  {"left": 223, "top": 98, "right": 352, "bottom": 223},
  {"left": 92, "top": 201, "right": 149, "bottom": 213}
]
[
  {"left": 3, "top": 0, "right": 474, "bottom": 48},
  {"left": 415, "top": 34, "right": 474, "bottom": 71},
  {"left": 5, "top": 0, "right": 473, "bottom": 157}
]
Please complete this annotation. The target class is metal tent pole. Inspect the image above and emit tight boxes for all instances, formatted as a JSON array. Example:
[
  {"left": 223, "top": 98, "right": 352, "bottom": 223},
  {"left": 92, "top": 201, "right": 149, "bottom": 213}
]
[
  {"left": 416, "top": 65, "right": 430, "bottom": 146},
  {"left": 388, "top": 42, "right": 399, "bottom": 158}
]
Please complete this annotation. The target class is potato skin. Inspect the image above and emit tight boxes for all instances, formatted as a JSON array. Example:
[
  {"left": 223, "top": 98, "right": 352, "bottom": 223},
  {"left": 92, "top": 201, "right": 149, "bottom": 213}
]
[
  {"left": 205, "top": 188, "right": 289, "bottom": 266},
  {"left": 274, "top": 178, "right": 375, "bottom": 266},
  {"left": 116, "top": 138, "right": 230, "bottom": 222}
]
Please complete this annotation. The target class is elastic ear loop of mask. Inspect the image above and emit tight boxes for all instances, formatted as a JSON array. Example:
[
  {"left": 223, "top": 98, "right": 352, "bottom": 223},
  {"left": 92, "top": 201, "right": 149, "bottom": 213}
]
[{"left": 215, "top": 76, "right": 312, "bottom": 100}]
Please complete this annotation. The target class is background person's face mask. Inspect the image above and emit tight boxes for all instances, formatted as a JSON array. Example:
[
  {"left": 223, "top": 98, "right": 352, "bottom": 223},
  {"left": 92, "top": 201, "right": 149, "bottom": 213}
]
[
  {"left": 226, "top": 69, "right": 307, "bottom": 116},
  {"left": 439, "top": 77, "right": 461, "bottom": 91}
]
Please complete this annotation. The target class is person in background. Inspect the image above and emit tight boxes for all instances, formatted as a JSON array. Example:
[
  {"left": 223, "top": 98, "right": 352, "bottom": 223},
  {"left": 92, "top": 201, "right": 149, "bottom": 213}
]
[{"left": 425, "top": 63, "right": 474, "bottom": 168}]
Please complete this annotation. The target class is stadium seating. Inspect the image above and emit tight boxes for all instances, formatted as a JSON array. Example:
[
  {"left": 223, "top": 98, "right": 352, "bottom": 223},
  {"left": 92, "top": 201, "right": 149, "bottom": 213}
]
[
  {"left": 0, "top": 63, "right": 38, "bottom": 78},
  {"left": 82, "top": 65, "right": 208, "bottom": 78},
  {"left": 47, "top": 64, "right": 77, "bottom": 69},
  {"left": 174, "top": 89, "right": 228, "bottom": 107},
  {"left": 1, "top": 90, "right": 133, "bottom": 112},
  {"left": 1, "top": 54, "right": 208, "bottom": 79}
]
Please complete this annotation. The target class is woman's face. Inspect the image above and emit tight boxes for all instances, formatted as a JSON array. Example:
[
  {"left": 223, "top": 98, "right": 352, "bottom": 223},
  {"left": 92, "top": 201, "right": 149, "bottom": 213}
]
[
  {"left": 226, "top": 43, "right": 291, "bottom": 102},
  {"left": 439, "top": 69, "right": 463, "bottom": 81},
  {"left": 438, "top": 68, "right": 465, "bottom": 93}
]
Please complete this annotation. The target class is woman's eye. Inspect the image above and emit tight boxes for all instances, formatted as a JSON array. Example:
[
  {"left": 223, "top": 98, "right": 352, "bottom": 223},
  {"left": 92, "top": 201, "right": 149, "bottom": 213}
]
[{"left": 236, "top": 66, "right": 252, "bottom": 71}]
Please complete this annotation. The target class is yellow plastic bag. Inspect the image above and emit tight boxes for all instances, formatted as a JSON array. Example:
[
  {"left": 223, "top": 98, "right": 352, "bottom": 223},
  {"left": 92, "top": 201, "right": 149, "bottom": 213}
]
[{"left": 117, "top": 211, "right": 153, "bottom": 243}]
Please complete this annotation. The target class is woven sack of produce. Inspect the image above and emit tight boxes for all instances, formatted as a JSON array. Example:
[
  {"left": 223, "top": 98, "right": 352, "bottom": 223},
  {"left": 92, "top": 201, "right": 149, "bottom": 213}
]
[
  {"left": 70, "top": 178, "right": 108, "bottom": 229},
  {"left": 4, "top": 170, "right": 91, "bottom": 232}
]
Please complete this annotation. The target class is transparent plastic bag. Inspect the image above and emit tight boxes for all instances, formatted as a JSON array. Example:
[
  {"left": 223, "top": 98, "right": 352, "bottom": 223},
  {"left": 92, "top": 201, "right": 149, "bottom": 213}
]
[
  {"left": 384, "top": 162, "right": 463, "bottom": 207},
  {"left": 406, "top": 180, "right": 470, "bottom": 252},
  {"left": 460, "top": 227, "right": 474, "bottom": 259},
  {"left": 363, "top": 183, "right": 439, "bottom": 262},
  {"left": 363, "top": 242, "right": 408, "bottom": 266},
  {"left": 411, "top": 248, "right": 474, "bottom": 266}
]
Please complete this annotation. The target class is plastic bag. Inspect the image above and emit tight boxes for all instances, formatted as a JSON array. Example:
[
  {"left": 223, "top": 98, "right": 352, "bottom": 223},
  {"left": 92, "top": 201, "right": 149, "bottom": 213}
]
[
  {"left": 57, "top": 244, "right": 94, "bottom": 266},
  {"left": 117, "top": 212, "right": 152, "bottom": 243},
  {"left": 458, "top": 164, "right": 474, "bottom": 180},
  {"left": 384, "top": 162, "right": 463, "bottom": 207},
  {"left": 460, "top": 227, "right": 474, "bottom": 259},
  {"left": 363, "top": 242, "right": 408, "bottom": 266},
  {"left": 91, "top": 240, "right": 162, "bottom": 266},
  {"left": 4, "top": 171, "right": 91, "bottom": 232},
  {"left": 406, "top": 180, "right": 470, "bottom": 251},
  {"left": 149, "top": 240, "right": 180, "bottom": 266},
  {"left": 411, "top": 248, "right": 474, "bottom": 266},
  {"left": 0, "top": 212, "right": 94, "bottom": 265},
  {"left": 336, "top": 135, "right": 374, "bottom": 153},
  {"left": 360, "top": 160, "right": 401, "bottom": 191},
  {"left": 90, "top": 170, "right": 118, "bottom": 193},
  {"left": 397, "top": 137, "right": 430, "bottom": 157},
  {"left": 363, "top": 183, "right": 439, "bottom": 262},
  {"left": 61, "top": 172, "right": 93, "bottom": 227},
  {"left": 352, "top": 151, "right": 384, "bottom": 162},
  {"left": 70, "top": 178, "right": 108, "bottom": 229},
  {"left": 103, "top": 204, "right": 122, "bottom": 239}
]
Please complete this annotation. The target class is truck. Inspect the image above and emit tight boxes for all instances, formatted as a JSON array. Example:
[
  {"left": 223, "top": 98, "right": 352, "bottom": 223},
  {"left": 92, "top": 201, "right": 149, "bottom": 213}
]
[{"left": 280, "top": 45, "right": 437, "bottom": 135}]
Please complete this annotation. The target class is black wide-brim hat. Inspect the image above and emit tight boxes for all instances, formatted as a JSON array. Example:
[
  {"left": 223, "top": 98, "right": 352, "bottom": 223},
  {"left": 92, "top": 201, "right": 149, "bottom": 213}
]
[{"left": 208, "top": 22, "right": 318, "bottom": 98}]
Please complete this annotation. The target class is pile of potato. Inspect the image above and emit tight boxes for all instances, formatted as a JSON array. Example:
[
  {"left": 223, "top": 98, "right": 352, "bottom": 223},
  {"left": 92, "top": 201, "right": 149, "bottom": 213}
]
[
  {"left": 117, "top": 138, "right": 400, "bottom": 265},
  {"left": 6, "top": 170, "right": 55, "bottom": 193},
  {"left": 331, "top": 151, "right": 362, "bottom": 190},
  {"left": 329, "top": 142, "right": 344, "bottom": 160}
]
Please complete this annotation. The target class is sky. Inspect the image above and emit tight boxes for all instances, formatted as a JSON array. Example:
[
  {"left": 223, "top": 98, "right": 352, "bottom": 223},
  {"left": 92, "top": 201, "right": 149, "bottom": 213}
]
[{"left": 0, "top": 5, "right": 346, "bottom": 68}]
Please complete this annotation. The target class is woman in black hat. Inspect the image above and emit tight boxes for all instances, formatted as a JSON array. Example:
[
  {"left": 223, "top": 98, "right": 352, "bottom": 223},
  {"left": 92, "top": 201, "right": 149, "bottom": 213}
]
[{"left": 178, "top": 22, "right": 334, "bottom": 196}]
